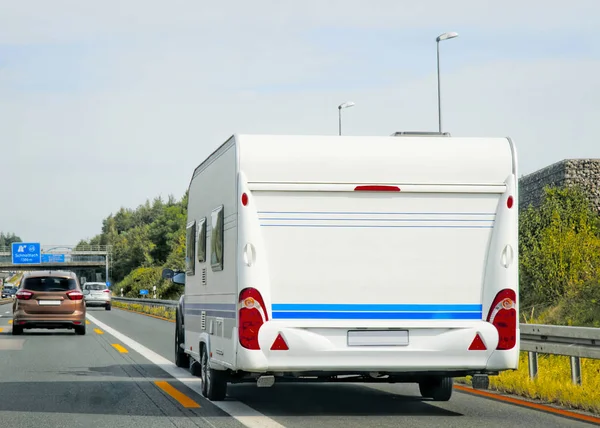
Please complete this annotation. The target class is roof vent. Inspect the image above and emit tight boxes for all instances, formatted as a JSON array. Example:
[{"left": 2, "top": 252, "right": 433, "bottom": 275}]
[{"left": 390, "top": 131, "right": 451, "bottom": 137}]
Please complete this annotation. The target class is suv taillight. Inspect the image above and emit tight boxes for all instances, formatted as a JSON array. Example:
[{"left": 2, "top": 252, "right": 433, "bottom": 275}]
[
  {"left": 66, "top": 290, "right": 84, "bottom": 301},
  {"left": 486, "top": 289, "right": 517, "bottom": 350},
  {"left": 238, "top": 288, "right": 268, "bottom": 350},
  {"left": 15, "top": 290, "right": 34, "bottom": 300}
]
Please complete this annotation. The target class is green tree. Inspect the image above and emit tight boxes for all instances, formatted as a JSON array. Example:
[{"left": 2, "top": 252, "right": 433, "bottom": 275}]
[
  {"left": 148, "top": 202, "right": 187, "bottom": 264},
  {"left": 0, "top": 232, "right": 22, "bottom": 247},
  {"left": 111, "top": 225, "right": 155, "bottom": 281},
  {"left": 164, "top": 228, "right": 186, "bottom": 271},
  {"left": 520, "top": 185, "right": 600, "bottom": 311},
  {"left": 76, "top": 191, "right": 188, "bottom": 286}
]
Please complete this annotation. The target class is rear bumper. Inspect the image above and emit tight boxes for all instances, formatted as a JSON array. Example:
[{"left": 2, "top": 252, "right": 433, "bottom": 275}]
[
  {"left": 14, "top": 320, "right": 85, "bottom": 329},
  {"left": 234, "top": 322, "right": 519, "bottom": 375},
  {"left": 13, "top": 311, "right": 86, "bottom": 329},
  {"left": 85, "top": 299, "right": 111, "bottom": 306}
]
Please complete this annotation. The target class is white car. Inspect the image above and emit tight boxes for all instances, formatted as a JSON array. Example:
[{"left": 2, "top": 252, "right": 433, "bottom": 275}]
[{"left": 82, "top": 282, "right": 112, "bottom": 310}]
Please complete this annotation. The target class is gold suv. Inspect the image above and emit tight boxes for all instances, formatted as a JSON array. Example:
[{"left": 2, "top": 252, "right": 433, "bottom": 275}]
[{"left": 12, "top": 270, "right": 86, "bottom": 335}]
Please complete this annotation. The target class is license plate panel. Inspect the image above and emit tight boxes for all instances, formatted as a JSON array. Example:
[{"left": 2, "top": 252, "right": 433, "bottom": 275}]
[
  {"left": 38, "top": 300, "right": 61, "bottom": 306},
  {"left": 347, "top": 330, "right": 409, "bottom": 346}
]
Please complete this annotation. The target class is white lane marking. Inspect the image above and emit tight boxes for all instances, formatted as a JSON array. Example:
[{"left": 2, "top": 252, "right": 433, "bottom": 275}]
[{"left": 86, "top": 313, "right": 285, "bottom": 428}]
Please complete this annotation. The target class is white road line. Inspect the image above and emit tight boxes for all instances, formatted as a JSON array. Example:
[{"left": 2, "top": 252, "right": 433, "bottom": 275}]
[{"left": 86, "top": 313, "right": 285, "bottom": 428}]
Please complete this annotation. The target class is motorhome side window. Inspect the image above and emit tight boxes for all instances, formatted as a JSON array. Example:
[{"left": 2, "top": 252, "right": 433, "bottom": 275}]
[
  {"left": 197, "top": 217, "right": 207, "bottom": 263},
  {"left": 211, "top": 205, "right": 224, "bottom": 272},
  {"left": 185, "top": 220, "right": 196, "bottom": 275}
]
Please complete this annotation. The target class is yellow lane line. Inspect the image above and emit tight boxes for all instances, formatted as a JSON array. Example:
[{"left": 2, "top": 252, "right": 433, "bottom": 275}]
[
  {"left": 8, "top": 320, "right": 12, "bottom": 324},
  {"left": 94, "top": 328, "right": 104, "bottom": 335},
  {"left": 85, "top": 320, "right": 90, "bottom": 325},
  {"left": 111, "top": 344, "right": 128, "bottom": 353},
  {"left": 154, "top": 381, "right": 201, "bottom": 408}
]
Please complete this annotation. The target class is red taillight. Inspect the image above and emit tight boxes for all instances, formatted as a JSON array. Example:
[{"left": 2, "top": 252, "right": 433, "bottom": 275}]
[
  {"left": 241, "top": 193, "right": 249, "bottom": 206},
  {"left": 486, "top": 289, "right": 517, "bottom": 350},
  {"left": 354, "top": 185, "right": 400, "bottom": 192},
  {"left": 238, "top": 288, "right": 268, "bottom": 350},
  {"left": 15, "top": 290, "right": 34, "bottom": 300},
  {"left": 103, "top": 289, "right": 111, "bottom": 293},
  {"left": 270, "top": 333, "right": 289, "bottom": 351},
  {"left": 507, "top": 195, "right": 514, "bottom": 209},
  {"left": 468, "top": 333, "right": 487, "bottom": 351},
  {"left": 66, "top": 290, "right": 84, "bottom": 301}
]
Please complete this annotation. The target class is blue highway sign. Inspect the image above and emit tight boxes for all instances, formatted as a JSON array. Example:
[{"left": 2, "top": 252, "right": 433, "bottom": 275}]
[
  {"left": 139, "top": 289, "right": 149, "bottom": 295},
  {"left": 41, "top": 254, "right": 65, "bottom": 263},
  {"left": 12, "top": 242, "right": 41, "bottom": 265}
]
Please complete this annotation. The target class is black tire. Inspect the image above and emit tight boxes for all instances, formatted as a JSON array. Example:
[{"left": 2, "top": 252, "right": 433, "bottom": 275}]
[
  {"left": 200, "top": 347, "right": 227, "bottom": 401},
  {"left": 75, "top": 325, "right": 86, "bottom": 335},
  {"left": 190, "top": 358, "right": 202, "bottom": 376},
  {"left": 419, "top": 377, "right": 453, "bottom": 401},
  {"left": 174, "top": 310, "right": 189, "bottom": 368},
  {"left": 105, "top": 304, "right": 111, "bottom": 311},
  {"left": 200, "top": 354, "right": 208, "bottom": 397},
  {"left": 12, "top": 325, "right": 23, "bottom": 335}
]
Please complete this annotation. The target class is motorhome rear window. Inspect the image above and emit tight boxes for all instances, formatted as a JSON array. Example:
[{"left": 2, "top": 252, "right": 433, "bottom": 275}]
[{"left": 23, "top": 277, "right": 77, "bottom": 292}]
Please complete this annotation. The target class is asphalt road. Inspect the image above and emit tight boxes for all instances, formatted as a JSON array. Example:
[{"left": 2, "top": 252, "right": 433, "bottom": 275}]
[
  {"left": 1, "top": 301, "right": 598, "bottom": 428},
  {"left": 0, "top": 302, "right": 245, "bottom": 428}
]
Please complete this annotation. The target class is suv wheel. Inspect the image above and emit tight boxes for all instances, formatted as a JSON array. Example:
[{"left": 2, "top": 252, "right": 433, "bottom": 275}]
[{"left": 75, "top": 324, "right": 86, "bottom": 335}]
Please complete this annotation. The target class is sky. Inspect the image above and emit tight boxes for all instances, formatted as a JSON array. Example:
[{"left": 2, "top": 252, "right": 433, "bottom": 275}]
[{"left": 1, "top": 0, "right": 599, "bottom": 244}]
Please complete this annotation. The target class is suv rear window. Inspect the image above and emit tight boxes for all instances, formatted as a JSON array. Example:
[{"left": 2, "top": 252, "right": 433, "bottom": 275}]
[{"left": 22, "top": 277, "right": 77, "bottom": 292}]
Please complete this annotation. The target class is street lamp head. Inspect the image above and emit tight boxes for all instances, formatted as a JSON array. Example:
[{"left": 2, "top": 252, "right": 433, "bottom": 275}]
[
  {"left": 338, "top": 101, "right": 355, "bottom": 110},
  {"left": 436, "top": 32, "right": 458, "bottom": 42}
]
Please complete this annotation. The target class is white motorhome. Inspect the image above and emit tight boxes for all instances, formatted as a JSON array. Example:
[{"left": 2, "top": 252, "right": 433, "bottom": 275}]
[{"left": 165, "top": 133, "right": 519, "bottom": 402}]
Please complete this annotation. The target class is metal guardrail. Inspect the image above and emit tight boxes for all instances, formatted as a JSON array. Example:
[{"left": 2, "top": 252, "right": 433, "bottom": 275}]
[
  {"left": 112, "top": 296, "right": 177, "bottom": 308},
  {"left": 521, "top": 324, "right": 600, "bottom": 385},
  {"left": 112, "top": 297, "right": 599, "bottom": 385}
]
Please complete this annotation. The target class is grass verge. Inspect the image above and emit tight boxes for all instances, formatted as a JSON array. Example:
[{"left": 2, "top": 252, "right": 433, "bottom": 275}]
[
  {"left": 458, "top": 352, "right": 600, "bottom": 414},
  {"left": 112, "top": 300, "right": 176, "bottom": 321}
]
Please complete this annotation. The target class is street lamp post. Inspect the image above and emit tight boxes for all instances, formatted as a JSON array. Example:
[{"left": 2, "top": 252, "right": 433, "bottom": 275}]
[
  {"left": 436, "top": 32, "right": 458, "bottom": 133},
  {"left": 338, "top": 101, "right": 355, "bottom": 135}
]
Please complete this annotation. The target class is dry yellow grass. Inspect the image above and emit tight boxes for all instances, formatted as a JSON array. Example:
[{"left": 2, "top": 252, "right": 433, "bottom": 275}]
[
  {"left": 7, "top": 272, "right": 23, "bottom": 285},
  {"left": 112, "top": 301, "right": 176, "bottom": 321},
  {"left": 460, "top": 352, "right": 600, "bottom": 414}
]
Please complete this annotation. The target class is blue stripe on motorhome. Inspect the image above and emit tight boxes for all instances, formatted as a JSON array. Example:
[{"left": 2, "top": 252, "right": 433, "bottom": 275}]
[
  {"left": 271, "top": 311, "right": 482, "bottom": 320},
  {"left": 272, "top": 303, "right": 482, "bottom": 312}
]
